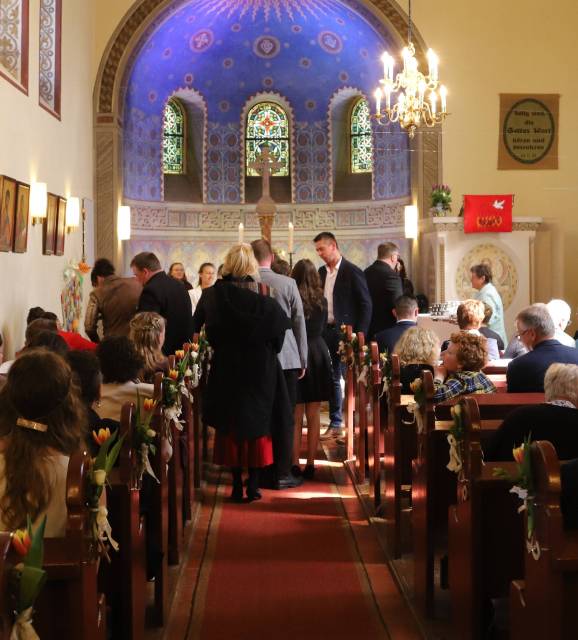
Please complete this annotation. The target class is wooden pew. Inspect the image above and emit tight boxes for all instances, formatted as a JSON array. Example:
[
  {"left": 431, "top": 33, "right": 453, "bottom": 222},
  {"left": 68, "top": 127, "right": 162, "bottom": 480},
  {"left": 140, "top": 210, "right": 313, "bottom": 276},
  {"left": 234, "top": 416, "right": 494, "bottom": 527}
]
[
  {"left": 412, "top": 373, "right": 544, "bottom": 616},
  {"left": 147, "top": 373, "right": 169, "bottom": 627},
  {"left": 166, "top": 355, "right": 184, "bottom": 567},
  {"left": 368, "top": 342, "right": 382, "bottom": 506},
  {"left": 191, "top": 334, "right": 203, "bottom": 490},
  {"left": 355, "top": 332, "right": 367, "bottom": 483},
  {"left": 383, "top": 353, "right": 415, "bottom": 559},
  {"left": 34, "top": 450, "right": 107, "bottom": 640},
  {"left": 105, "top": 402, "right": 146, "bottom": 640},
  {"left": 510, "top": 441, "right": 578, "bottom": 639},
  {"left": 343, "top": 325, "right": 356, "bottom": 461},
  {"left": 448, "top": 397, "right": 523, "bottom": 640}
]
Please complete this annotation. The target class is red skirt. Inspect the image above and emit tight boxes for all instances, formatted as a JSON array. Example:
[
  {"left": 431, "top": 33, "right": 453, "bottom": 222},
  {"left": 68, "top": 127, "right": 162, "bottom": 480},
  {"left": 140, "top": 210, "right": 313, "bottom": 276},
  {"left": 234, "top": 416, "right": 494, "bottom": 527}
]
[{"left": 213, "top": 432, "right": 273, "bottom": 468}]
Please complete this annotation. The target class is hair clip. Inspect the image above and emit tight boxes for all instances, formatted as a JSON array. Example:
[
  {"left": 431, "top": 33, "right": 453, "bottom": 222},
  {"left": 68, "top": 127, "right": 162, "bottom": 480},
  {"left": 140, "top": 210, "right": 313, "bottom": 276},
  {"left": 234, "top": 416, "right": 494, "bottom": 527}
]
[{"left": 16, "top": 418, "right": 48, "bottom": 433}]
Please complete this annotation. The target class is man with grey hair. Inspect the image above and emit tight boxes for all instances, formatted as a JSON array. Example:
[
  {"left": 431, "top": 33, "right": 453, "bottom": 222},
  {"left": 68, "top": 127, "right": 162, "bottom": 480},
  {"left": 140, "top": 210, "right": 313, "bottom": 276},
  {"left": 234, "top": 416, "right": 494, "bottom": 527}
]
[
  {"left": 506, "top": 303, "right": 578, "bottom": 392},
  {"left": 546, "top": 299, "right": 576, "bottom": 347},
  {"left": 364, "top": 242, "right": 403, "bottom": 339},
  {"left": 486, "top": 363, "right": 578, "bottom": 460}
]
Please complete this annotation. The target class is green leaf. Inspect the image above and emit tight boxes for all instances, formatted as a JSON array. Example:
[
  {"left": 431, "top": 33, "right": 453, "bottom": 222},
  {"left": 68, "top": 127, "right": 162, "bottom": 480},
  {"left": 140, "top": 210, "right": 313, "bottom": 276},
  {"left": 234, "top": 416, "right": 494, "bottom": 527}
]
[
  {"left": 19, "top": 565, "right": 47, "bottom": 611},
  {"left": 94, "top": 429, "right": 117, "bottom": 470},
  {"left": 24, "top": 515, "right": 46, "bottom": 568},
  {"left": 105, "top": 432, "right": 126, "bottom": 474}
]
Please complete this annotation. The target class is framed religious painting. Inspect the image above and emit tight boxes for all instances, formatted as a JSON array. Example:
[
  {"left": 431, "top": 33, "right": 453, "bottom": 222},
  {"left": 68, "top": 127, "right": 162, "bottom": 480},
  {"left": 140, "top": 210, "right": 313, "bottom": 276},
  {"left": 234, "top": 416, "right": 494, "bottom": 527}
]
[
  {"left": 55, "top": 196, "right": 66, "bottom": 256},
  {"left": 12, "top": 183, "right": 30, "bottom": 253},
  {"left": 43, "top": 193, "right": 58, "bottom": 255},
  {"left": 0, "top": 176, "right": 17, "bottom": 252}
]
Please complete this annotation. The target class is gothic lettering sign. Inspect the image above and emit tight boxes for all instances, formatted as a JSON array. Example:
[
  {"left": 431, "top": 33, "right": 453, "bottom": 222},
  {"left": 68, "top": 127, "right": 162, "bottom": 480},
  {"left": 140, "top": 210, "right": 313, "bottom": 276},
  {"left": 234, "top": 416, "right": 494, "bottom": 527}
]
[{"left": 498, "top": 94, "right": 559, "bottom": 170}]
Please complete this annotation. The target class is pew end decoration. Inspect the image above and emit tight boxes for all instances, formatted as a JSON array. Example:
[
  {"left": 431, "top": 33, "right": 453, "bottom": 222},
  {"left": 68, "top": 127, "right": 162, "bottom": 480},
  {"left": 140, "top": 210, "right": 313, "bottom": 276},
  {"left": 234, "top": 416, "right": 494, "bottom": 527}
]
[
  {"left": 133, "top": 393, "right": 159, "bottom": 487},
  {"left": 447, "top": 403, "right": 464, "bottom": 473},
  {"left": 162, "top": 346, "right": 196, "bottom": 431},
  {"left": 378, "top": 349, "right": 392, "bottom": 397},
  {"left": 406, "top": 376, "right": 426, "bottom": 433},
  {"left": 10, "top": 516, "right": 47, "bottom": 640},
  {"left": 338, "top": 324, "right": 358, "bottom": 369},
  {"left": 89, "top": 428, "right": 125, "bottom": 561},
  {"left": 493, "top": 435, "right": 537, "bottom": 556}
]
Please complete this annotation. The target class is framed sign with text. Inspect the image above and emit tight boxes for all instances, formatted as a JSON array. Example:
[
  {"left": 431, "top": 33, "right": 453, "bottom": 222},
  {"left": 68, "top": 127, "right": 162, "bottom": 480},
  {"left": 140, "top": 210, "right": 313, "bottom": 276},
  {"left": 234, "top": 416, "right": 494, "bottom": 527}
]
[{"left": 498, "top": 94, "right": 559, "bottom": 170}]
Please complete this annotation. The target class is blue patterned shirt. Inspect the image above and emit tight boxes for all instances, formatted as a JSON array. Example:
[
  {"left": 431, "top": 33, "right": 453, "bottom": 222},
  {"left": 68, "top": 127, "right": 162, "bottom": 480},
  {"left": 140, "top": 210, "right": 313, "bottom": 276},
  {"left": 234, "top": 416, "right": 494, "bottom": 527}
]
[{"left": 433, "top": 370, "right": 496, "bottom": 403}]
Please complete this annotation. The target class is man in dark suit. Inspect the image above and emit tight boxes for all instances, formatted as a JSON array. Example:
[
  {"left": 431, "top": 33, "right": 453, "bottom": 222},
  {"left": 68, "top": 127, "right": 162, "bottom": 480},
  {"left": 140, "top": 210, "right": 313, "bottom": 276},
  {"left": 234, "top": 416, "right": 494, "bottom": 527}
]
[
  {"left": 364, "top": 242, "right": 403, "bottom": 339},
  {"left": 374, "top": 295, "right": 418, "bottom": 355},
  {"left": 130, "top": 252, "right": 194, "bottom": 355},
  {"left": 507, "top": 303, "right": 578, "bottom": 392},
  {"left": 314, "top": 232, "right": 372, "bottom": 437}
]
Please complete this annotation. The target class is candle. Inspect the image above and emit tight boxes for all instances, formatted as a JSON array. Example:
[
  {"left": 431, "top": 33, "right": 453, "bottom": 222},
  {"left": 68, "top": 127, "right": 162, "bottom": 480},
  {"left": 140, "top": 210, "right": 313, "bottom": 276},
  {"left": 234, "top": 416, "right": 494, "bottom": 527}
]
[
  {"left": 238, "top": 222, "right": 244, "bottom": 243},
  {"left": 429, "top": 91, "right": 437, "bottom": 116},
  {"left": 439, "top": 85, "right": 447, "bottom": 113},
  {"left": 288, "top": 221, "right": 294, "bottom": 253},
  {"left": 374, "top": 88, "right": 382, "bottom": 116}
]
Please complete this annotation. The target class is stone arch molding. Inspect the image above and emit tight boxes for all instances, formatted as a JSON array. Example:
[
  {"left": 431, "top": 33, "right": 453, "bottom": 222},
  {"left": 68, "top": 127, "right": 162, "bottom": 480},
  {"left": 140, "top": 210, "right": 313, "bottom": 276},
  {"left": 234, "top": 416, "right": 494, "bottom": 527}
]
[{"left": 93, "top": 0, "right": 434, "bottom": 261}]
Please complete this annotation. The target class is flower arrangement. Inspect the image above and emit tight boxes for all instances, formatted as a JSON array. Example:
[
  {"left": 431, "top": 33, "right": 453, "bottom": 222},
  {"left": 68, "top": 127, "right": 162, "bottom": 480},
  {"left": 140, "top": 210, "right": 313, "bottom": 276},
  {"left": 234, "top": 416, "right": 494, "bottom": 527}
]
[
  {"left": 89, "top": 427, "right": 125, "bottom": 560},
  {"left": 430, "top": 184, "right": 452, "bottom": 215},
  {"left": 10, "top": 516, "right": 47, "bottom": 639},
  {"left": 493, "top": 436, "right": 536, "bottom": 550},
  {"left": 447, "top": 404, "right": 463, "bottom": 473},
  {"left": 407, "top": 378, "right": 427, "bottom": 433},
  {"left": 162, "top": 348, "right": 194, "bottom": 430},
  {"left": 133, "top": 393, "right": 159, "bottom": 486},
  {"left": 337, "top": 324, "right": 359, "bottom": 369},
  {"left": 357, "top": 344, "right": 371, "bottom": 387}
]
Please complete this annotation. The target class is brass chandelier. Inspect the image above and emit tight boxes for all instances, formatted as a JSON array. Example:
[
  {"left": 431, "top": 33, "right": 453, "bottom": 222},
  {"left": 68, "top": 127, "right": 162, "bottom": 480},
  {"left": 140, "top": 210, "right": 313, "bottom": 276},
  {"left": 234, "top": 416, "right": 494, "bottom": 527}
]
[{"left": 373, "top": 0, "right": 449, "bottom": 138}]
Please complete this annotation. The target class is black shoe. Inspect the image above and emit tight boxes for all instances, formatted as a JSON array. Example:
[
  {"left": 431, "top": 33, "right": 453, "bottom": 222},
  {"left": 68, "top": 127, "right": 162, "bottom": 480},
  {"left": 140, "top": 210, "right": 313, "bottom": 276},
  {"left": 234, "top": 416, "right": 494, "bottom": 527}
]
[
  {"left": 291, "top": 464, "right": 302, "bottom": 477},
  {"left": 230, "top": 485, "right": 243, "bottom": 502},
  {"left": 276, "top": 473, "right": 304, "bottom": 490},
  {"left": 246, "top": 488, "right": 262, "bottom": 502},
  {"left": 303, "top": 464, "right": 315, "bottom": 480}
]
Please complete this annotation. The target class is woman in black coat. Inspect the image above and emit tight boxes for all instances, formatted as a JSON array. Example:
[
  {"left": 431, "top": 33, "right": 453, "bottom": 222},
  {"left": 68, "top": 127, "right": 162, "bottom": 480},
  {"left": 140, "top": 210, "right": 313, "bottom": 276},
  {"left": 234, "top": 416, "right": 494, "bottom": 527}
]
[{"left": 196, "top": 244, "right": 291, "bottom": 501}]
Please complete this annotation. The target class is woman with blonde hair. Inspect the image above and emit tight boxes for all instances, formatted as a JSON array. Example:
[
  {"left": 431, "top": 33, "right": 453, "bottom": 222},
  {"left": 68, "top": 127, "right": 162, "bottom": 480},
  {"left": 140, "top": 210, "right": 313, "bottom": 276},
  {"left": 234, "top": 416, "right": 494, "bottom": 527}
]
[
  {"left": 0, "top": 349, "right": 86, "bottom": 536},
  {"left": 193, "top": 243, "right": 291, "bottom": 501},
  {"left": 393, "top": 327, "right": 440, "bottom": 393},
  {"left": 129, "top": 311, "right": 169, "bottom": 382}
]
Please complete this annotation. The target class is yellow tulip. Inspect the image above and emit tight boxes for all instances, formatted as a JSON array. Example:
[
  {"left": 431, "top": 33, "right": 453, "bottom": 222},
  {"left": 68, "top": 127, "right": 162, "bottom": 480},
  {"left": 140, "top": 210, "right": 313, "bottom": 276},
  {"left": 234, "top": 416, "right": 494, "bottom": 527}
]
[
  {"left": 12, "top": 528, "right": 31, "bottom": 557},
  {"left": 92, "top": 427, "right": 111, "bottom": 446},
  {"left": 175, "top": 350, "right": 185, "bottom": 360},
  {"left": 513, "top": 445, "right": 525, "bottom": 465},
  {"left": 168, "top": 369, "right": 179, "bottom": 380},
  {"left": 143, "top": 398, "right": 155, "bottom": 412}
]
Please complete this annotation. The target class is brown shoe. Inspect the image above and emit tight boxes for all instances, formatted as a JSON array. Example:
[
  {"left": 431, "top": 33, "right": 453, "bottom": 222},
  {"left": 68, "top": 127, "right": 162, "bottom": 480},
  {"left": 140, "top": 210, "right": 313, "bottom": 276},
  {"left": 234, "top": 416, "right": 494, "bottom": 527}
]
[{"left": 320, "top": 424, "right": 343, "bottom": 441}]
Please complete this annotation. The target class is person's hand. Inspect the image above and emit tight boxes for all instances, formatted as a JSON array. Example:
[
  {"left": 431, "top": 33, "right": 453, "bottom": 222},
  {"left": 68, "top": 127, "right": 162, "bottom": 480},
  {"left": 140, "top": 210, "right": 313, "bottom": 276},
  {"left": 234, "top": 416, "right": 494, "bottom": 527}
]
[
  {"left": 298, "top": 368, "right": 306, "bottom": 379},
  {"left": 434, "top": 364, "right": 447, "bottom": 383}
]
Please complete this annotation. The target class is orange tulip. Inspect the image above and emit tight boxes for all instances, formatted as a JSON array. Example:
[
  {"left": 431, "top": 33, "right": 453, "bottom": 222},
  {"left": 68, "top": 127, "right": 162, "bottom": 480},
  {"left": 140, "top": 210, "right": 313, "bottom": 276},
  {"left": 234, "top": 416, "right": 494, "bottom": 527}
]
[
  {"left": 175, "top": 350, "right": 185, "bottom": 360},
  {"left": 190, "top": 343, "right": 200, "bottom": 352},
  {"left": 168, "top": 369, "right": 179, "bottom": 380},
  {"left": 92, "top": 427, "right": 112, "bottom": 446},
  {"left": 12, "top": 528, "right": 31, "bottom": 557},
  {"left": 512, "top": 445, "right": 525, "bottom": 465},
  {"left": 143, "top": 398, "right": 155, "bottom": 412}
]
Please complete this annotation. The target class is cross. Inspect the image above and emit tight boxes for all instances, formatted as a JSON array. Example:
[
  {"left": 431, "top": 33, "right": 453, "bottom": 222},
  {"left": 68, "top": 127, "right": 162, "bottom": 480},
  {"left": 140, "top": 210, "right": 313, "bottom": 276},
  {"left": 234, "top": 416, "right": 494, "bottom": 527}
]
[{"left": 248, "top": 146, "right": 282, "bottom": 200}]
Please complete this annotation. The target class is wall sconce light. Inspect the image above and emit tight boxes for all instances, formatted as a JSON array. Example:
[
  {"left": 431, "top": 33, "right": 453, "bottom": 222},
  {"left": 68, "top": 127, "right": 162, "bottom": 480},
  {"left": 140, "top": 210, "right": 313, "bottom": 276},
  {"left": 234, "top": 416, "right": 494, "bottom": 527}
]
[
  {"left": 118, "top": 205, "right": 131, "bottom": 241},
  {"left": 404, "top": 205, "right": 418, "bottom": 239},
  {"left": 30, "top": 182, "right": 48, "bottom": 225},
  {"left": 65, "top": 197, "right": 81, "bottom": 233}
]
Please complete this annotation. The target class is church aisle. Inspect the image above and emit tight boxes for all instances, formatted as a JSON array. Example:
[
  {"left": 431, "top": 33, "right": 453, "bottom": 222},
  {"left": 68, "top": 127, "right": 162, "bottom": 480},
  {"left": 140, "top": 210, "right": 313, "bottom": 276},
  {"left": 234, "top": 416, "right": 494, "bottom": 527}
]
[{"left": 165, "top": 462, "right": 423, "bottom": 640}]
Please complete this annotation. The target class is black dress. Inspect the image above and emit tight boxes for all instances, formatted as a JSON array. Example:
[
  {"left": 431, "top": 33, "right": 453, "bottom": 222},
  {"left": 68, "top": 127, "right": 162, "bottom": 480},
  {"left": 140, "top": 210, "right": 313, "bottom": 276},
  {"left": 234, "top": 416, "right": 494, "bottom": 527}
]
[{"left": 297, "top": 301, "right": 332, "bottom": 404}]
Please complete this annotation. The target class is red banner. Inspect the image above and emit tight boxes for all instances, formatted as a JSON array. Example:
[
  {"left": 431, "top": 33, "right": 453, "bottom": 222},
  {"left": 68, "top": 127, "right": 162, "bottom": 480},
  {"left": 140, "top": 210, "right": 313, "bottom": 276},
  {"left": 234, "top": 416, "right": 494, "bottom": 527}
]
[{"left": 463, "top": 195, "right": 513, "bottom": 233}]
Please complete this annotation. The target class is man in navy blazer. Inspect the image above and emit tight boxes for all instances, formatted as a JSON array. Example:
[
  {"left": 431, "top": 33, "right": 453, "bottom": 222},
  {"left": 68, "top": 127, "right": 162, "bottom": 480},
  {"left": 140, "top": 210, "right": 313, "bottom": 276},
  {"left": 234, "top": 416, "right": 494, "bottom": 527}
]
[
  {"left": 507, "top": 303, "right": 578, "bottom": 392},
  {"left": 374, "top": 295, "right": 418, "bottom": 355},
  {"left": 315, "top": 232, "right": 372, "bottom": 436},
  {"left": 364, "top": 242, "right": 403, "bottom": 339}
]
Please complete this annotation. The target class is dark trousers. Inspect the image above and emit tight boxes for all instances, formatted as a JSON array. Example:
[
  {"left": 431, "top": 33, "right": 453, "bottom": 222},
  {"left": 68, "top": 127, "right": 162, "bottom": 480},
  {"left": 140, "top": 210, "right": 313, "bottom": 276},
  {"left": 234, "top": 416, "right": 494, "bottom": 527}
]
[
  {"left": 271, "top": 368, "right": 298, "bottom": 478},
  {"left": 323, "top": 325, "right": 345, "bottom": 427}
]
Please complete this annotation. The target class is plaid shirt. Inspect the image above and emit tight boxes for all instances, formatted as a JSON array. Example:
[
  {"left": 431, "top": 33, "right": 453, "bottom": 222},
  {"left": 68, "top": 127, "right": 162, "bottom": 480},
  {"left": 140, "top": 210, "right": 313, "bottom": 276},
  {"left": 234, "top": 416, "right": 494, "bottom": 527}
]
[{"left": 433, "top": 370, "right": 496, "bottom": 403}]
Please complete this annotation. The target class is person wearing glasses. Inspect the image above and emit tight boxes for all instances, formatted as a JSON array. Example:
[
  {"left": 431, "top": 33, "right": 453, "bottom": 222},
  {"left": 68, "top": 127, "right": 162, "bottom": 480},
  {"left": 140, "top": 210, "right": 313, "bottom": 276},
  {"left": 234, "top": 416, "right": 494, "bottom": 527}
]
[
  {"left": 364, "top": 242, "right": 403, "bottom": 340},
  {"left": 506, "top": 304, "right": 578, "bottom": 392}
]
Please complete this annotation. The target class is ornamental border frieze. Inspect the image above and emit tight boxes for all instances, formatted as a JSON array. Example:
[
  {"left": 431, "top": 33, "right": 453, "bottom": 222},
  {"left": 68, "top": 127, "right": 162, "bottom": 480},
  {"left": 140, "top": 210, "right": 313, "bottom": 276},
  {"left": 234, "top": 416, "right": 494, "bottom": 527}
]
[
  {"left": 131, "top": 201, "right": 406, "bottom": 231},
  {"left": 428, "top": 218, "right": 542, "bottom": 232}
]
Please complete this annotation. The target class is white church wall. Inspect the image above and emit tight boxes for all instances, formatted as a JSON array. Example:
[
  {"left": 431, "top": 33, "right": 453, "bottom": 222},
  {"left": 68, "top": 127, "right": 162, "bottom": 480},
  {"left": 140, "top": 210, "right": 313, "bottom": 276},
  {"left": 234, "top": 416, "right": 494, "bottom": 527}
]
[{"left": 0, "top": 0, "right": 94, "bottom": 359}]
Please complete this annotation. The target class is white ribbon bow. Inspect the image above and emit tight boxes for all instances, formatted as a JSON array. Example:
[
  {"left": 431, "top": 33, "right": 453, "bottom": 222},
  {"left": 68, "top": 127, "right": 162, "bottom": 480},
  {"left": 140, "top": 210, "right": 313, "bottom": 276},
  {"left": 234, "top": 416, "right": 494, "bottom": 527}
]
[
  {"left": 92, "top": 505, "right": 119, "bottom": 552},
  {"left": 406, "top": 401, "right": 425, "bottom": 434},
  {"left": 446, "top": 433, "right": 463, "bottom": 473},
  {"left": 140, "top": 443, "right": 159, "bottom": 483},
  {"left": 10, "top": 608, "right": 38, "bottom": 640}
]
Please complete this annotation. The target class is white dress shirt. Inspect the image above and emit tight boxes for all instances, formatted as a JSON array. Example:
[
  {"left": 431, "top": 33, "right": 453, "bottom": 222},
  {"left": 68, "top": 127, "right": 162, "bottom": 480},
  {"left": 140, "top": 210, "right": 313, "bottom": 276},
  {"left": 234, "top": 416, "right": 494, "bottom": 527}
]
[{"left": 324, "top": 257, "right": 342, "bottom": 324}]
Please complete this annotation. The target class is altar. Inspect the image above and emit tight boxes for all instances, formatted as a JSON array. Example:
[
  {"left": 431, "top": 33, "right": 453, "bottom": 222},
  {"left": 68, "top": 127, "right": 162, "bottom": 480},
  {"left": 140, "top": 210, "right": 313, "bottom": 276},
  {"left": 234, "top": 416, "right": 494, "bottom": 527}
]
[{"left": 415, "top": 216, "right": 543, "bottom": 341}]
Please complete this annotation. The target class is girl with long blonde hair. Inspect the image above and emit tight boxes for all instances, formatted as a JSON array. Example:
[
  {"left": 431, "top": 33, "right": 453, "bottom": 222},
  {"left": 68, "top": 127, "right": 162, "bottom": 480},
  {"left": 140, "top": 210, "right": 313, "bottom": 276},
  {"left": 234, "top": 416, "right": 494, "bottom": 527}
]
[{"left": 129, "top": 311, "right": 169, "bottom": 382}]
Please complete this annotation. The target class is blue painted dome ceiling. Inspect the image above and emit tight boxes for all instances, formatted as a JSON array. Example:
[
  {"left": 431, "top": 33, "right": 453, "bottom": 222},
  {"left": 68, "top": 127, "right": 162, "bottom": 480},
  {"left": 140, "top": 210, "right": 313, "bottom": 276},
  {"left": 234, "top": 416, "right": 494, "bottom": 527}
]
[{"left": 125, "top": 0, "right": 396, "bottom": 122}]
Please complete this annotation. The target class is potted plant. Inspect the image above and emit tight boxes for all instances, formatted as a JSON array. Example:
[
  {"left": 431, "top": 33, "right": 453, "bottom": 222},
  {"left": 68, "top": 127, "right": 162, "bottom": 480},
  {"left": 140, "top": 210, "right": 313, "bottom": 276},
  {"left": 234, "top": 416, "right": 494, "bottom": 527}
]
[{"left": 430, "top": 184, "right": 452, "bottom": 216}]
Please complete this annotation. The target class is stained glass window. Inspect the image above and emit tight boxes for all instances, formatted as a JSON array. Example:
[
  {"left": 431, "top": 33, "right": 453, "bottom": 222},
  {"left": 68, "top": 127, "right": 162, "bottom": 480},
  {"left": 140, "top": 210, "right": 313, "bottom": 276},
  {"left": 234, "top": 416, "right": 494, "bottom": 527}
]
[
  {"left": 350, "top": 98, "right": 373, "bottom": 174},
  {"left": 246, "top": 102, "right": 289, "bottom": 177},
  {"left": 163, "top": 98, "right": 185, "bottom": 175}
]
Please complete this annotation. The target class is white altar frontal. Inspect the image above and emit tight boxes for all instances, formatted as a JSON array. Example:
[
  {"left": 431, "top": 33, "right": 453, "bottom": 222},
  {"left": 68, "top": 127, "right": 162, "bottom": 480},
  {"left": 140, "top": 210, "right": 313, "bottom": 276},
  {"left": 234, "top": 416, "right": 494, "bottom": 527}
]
[{"left": 416, "top": 216, "right": 543, "bottom": 340}]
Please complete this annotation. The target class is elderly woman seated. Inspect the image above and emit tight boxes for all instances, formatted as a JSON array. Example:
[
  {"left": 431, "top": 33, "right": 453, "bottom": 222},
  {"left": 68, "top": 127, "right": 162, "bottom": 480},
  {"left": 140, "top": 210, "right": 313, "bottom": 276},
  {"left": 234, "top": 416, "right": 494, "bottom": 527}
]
[
  {"left": 433, "top": 332, "right": 496, "bottom": 402},
  {"left": 441, "top": 299, "right": 500, "bottom": 361},
  {"left": 393, "top": 327, "right": 440, "bottom": 394},
  {"left": 485, "top": 363, "right": 578, "bottom": 461}
]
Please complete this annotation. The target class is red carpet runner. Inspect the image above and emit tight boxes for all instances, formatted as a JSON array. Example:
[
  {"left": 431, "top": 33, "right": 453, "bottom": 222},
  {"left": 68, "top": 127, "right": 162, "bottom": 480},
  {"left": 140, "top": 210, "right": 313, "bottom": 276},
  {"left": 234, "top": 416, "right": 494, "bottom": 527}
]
[{"left": 186, "top": 464, "right": 422, "bottom": 640}]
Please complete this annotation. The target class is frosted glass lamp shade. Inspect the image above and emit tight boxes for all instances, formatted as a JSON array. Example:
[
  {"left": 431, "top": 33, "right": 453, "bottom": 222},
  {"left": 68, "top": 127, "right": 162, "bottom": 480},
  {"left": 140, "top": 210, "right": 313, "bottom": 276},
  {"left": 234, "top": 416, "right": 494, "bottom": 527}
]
[
  {"left": 30, "top": 183, "right": 48, "bottom": 220},
  {"left": 404, "top": 205, "right": 418, "bottom": 239},
  {"left": 65, "top": 197, "right": 81, "bottom": 231},
  {"left": 117, "top": 205, "right": 131, "bottom": 241}
]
